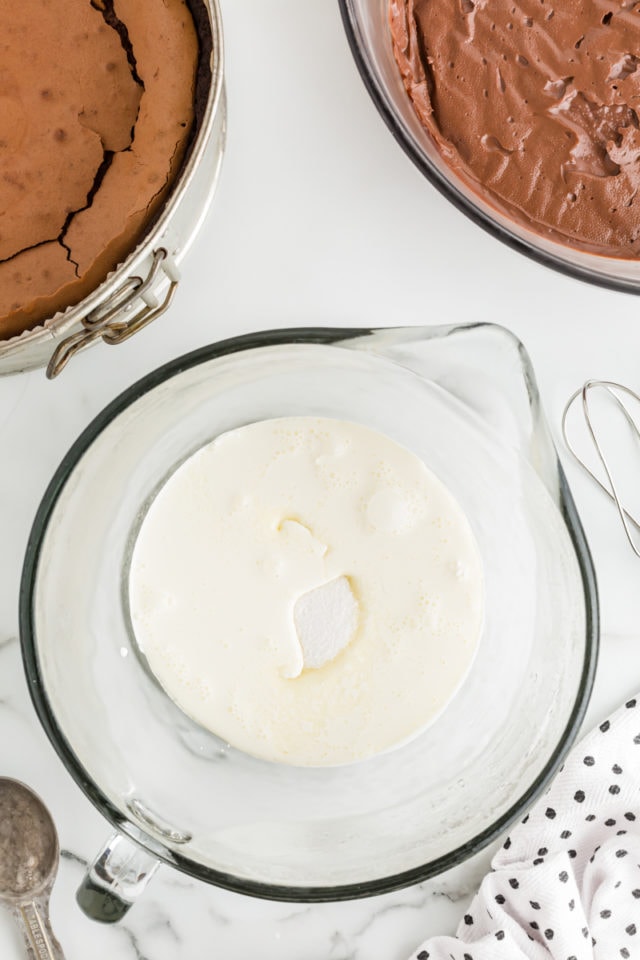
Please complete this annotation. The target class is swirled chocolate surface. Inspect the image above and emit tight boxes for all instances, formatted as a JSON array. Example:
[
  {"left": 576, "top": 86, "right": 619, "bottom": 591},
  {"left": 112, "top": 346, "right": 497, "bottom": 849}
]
[{"left": 390, "top": 0, "right": 640, "bottom": 258}]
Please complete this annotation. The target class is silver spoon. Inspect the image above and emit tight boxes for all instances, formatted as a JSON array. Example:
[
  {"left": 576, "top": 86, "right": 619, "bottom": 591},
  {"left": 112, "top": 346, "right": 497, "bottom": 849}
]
[{"left": 0, "top": 778, "right": 65, "bottom": 959}]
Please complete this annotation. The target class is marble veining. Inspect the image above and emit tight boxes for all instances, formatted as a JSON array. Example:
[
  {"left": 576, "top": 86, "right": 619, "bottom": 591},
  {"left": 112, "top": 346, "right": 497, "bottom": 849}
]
[{"left": 60, "top": 850, "right": 89, "bottom": 869}]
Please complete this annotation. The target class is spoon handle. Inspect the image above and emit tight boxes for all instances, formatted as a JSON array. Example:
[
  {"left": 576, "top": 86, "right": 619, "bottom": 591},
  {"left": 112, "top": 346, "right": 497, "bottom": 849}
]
[{"left": 13, "top": 896, "right": 65, "bottom": 960}]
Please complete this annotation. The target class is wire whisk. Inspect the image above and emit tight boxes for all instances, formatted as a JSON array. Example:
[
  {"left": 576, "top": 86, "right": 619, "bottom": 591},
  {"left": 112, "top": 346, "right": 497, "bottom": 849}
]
[{"left": 562, "top": 380, "right": 640, "bottom": 558}]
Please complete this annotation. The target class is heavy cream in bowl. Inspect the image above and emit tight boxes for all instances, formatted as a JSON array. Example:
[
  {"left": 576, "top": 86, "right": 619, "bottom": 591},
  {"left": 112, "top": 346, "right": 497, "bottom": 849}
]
[{"left": 129, "top": 417, "right": 484, "bottom": 766}]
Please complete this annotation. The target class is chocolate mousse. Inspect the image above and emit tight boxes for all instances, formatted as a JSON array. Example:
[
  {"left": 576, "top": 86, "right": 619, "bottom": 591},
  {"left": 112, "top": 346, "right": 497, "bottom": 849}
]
[
  {"left": 0, "top": 0, "right": 199, "bottom": 340},
  {"left": 390, "top": 0, "right": 640, "bottom": 258}
]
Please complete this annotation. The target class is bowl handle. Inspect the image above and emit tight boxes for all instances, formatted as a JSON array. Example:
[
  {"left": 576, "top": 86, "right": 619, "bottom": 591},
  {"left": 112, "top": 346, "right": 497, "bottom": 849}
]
[{"left": 76, "top": 833, "right": 160, "bottom": 923}]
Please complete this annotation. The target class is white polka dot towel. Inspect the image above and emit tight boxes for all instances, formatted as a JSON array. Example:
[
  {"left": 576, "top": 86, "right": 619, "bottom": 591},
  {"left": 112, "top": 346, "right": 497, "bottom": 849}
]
[{"left": 410, "top": 695, "right": 640, "bottom": 960}]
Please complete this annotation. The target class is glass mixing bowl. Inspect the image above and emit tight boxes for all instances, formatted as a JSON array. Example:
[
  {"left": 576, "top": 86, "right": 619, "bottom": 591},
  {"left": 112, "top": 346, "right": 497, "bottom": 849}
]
[
  {"left": 339, "top": 0, "right": 640, "bottom": 293},
  {"left": 19, "top": 324, "right": 598, "bottom": 921}
]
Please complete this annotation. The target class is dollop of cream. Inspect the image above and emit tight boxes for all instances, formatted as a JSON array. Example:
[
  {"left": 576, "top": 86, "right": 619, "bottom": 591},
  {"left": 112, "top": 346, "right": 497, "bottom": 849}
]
[{"left": 129, "top": 417, "right": 484, "bottom": 766}]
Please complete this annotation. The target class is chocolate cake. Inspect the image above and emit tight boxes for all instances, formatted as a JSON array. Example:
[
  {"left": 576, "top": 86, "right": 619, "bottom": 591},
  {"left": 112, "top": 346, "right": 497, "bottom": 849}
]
[{"left": 0, "top": 0, "right": 199, "bottom": 340}]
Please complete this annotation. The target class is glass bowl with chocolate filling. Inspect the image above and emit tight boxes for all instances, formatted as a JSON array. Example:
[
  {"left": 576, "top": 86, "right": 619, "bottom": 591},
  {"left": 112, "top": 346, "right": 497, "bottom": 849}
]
[
  {"left": 0, "top": 0, "right": 225, "bottom": 378},
  {"left": 340, "top": 0, "right": 640, "bottom": 293}
]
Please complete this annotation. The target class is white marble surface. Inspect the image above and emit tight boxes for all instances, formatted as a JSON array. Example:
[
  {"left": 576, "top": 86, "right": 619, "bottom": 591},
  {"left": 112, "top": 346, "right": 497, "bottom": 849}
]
[{"left": 1, "top": 1, "right": 640, "bottom": 957}]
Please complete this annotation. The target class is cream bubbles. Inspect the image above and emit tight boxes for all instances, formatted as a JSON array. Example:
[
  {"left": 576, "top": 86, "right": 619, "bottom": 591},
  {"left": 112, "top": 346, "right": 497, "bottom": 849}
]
[{"left": 128, "top": 418, "right": 484, "bottom": 765}]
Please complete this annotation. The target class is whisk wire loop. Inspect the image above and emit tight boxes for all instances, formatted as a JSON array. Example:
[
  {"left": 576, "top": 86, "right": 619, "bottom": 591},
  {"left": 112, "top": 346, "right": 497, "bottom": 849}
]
[{"left": 561, "top": 380, "right": 640, "bottom": 558}]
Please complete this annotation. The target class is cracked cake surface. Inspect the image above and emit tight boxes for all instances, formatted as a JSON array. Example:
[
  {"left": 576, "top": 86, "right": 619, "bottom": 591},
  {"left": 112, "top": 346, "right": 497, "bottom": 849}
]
[{"left": 0, "top": 0, "right": 198, "bottom": 340}]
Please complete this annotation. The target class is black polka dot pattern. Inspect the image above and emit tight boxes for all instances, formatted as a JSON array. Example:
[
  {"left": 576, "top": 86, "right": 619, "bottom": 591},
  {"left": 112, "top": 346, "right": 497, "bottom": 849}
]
[{"left": 409, "top": 694, "right": 640, "bottom": 960}]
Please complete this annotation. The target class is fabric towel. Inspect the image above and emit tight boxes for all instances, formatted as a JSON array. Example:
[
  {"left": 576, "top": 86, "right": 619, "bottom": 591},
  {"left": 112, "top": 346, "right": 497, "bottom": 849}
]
[{"left": 410, "top": 696, "right": 640, "bottom": 960}]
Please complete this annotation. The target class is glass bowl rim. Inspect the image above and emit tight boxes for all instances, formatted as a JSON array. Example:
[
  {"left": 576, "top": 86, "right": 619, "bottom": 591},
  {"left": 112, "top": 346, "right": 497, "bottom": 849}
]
[
  {"left": 337, "top": 0, "right": 640, "bottom": 296},
  {"left": 19, "top": 324, "right": 599, "bottom": 902}
]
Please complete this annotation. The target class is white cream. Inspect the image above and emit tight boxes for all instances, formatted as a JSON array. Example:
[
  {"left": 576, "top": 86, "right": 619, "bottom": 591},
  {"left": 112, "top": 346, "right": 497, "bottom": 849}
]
[
  {"left": 129, "top": 417, "right": 484, "bottom": 766},
  {"left": 293, "top": 575, "right": 359, "bottom": 672}
]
